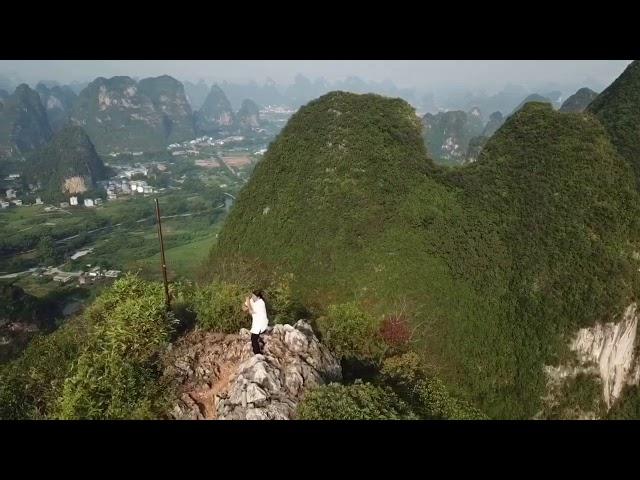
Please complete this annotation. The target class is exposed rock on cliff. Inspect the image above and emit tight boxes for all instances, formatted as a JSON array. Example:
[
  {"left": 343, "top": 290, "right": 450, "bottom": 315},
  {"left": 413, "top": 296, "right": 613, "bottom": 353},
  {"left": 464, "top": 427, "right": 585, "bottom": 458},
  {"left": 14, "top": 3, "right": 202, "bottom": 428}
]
[
  {"left": 164, "top": 320, "right": 341, "bottom": 420},
  {"left": 542, "top": 303, "right": 640, "bottom": 417}
]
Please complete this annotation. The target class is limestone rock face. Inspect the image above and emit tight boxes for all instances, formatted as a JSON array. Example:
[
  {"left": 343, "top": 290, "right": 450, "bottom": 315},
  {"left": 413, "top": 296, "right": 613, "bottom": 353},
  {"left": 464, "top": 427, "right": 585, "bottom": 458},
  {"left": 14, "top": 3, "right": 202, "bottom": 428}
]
[
  {"left": 571, "top": 303, "right": 639, "bottom": 407},
  {"left": 542, "top": 303, "right": 640, "bottom": 416},
  {"left": 164, "top": 320, "right": 341, "bottom": 420}
]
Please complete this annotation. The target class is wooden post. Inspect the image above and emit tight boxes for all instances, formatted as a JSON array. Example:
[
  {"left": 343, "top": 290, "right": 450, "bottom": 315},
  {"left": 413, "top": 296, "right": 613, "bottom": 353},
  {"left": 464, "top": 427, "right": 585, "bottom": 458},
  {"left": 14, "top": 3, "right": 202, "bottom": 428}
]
[{"left": 155, "top": 198, "right": 170, "bottom": 309}]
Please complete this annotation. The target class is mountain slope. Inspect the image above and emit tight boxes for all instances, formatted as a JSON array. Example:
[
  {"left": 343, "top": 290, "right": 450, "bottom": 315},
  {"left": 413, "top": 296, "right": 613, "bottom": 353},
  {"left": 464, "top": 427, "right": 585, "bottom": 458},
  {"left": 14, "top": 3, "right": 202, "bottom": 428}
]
[
  {"left": 421, "top": 109, "right": 484, "bottom": 165},
  {"left": 70, "top": 76, "right": 195, "bottom": 153},
  {"left": 195, "top": 85, "right": 236, "bottom": 134},
  {"left": 210, "top": 91, "right": 640, "bottom": 418},
  {"left": 587, "top": 60, "right": 640, "bottom": 181},
  {"left": 236, "top": 99, "right": 261, "bottom": 128},
  {"left": 137, "top": 75, "right": 195, "bottom": 143},
  {"left": 511, "top": 93, "right": 552, "bottom": 115},
  {"left": 25, "top": 126, "right": 106, "bottom": 195},
  {"left": 0, "top": 84, "right": 52, "bottom": 156},
  {"left": 560, "top": 87, "right": 598, "bottom": 113},
  {"left": 482, "top": 111, "right": 504, "bottom": 137},
  {"left": 35, "top": 83, "right": 77, "bottom": 133}
]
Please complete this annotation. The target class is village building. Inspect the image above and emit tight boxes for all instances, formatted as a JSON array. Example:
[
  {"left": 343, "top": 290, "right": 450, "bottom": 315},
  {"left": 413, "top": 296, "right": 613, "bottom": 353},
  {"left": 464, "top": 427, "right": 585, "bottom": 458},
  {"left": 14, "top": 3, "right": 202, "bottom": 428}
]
[
  {"left": 84, "top": 198, "right": 95, "bottom": 207},
  {"left": 70, "top": 196, "right": 79, "bottom": 206},
  {"left": 11, "top": 199, "right": 22, "bottom": 206},
  {"left": 6, "top": 189, "right": 16, "bottom": 199},
  {"left": 0, "top": 201, "right": 9, "bottom": 209},
  {"left": 35, "top": 197, "right": 43, "bottom": 205},
  {"left": 53, "top": 274, "right": 72, "bottom": 284}
]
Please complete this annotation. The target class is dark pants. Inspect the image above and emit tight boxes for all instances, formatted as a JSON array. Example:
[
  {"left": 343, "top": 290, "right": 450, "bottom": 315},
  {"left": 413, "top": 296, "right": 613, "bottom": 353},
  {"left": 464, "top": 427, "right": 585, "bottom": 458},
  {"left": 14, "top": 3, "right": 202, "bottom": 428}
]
[{"left": 251, "top": 333, "right": 262, "bottom": 354}]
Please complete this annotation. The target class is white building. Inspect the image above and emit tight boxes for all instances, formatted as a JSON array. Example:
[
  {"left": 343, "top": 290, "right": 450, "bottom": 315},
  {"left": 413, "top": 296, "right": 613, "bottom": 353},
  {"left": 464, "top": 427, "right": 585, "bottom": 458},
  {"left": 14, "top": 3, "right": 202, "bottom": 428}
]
[
  {"left": 70, "top": 196, "right": 79, "bottom": 206},
  {"left": 11, "top": 199, "right": 22, "bottom": 206},
  {"left": 35, "top": 197, "right": 43, "bottom": 205},
  {"left": 94, "top": 198, "right": 103, "bottom": 205},
  {"left": 84, "top": 198, "right": 95, "bottom": 207},
  {"left": 53, "top": 274, "right": 72, "bottom": 284},
  {"left": 6, "top": 189, "right": 16, "bottom": 199},
  {"left": 0, "top": 201, "right": 9, "bottom": 209}
]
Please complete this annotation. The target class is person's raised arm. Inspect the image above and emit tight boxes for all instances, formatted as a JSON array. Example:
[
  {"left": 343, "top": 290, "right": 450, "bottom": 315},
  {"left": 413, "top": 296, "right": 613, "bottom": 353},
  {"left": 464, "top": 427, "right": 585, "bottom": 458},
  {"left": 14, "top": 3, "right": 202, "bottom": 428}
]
[{"left": 245, "top": 295, "right": 255, "bottom": 314}]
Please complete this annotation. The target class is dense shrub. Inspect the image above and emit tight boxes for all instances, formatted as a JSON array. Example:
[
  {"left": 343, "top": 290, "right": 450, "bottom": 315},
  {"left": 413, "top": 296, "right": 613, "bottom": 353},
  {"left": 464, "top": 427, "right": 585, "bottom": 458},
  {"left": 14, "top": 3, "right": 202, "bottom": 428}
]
[
  {"left": 315, "top": 302, "right": 383, "bottom": 360},
  {"left": 543, "top": 373, "right": 604, "bottom": 419},
  {"left": 192, "top": 281, "right": 252, "bottom": 333},
  {"left": 380, "top": 353, "right": 487, "bottom": 419},
  {"left": 0, "top": 318, "right": 88, "bottom": 419},
  {"left": 297, "top": 381, "right": 416, "bottom": 420},
  {"left": 267, "top": 273, "right": 306, "bottom": 325},
  {"left": 55, "top": 275, "right": 176, "bottom": 419},
  {"left": 607, "top": 385, "right": 640, "bottom": 419}
]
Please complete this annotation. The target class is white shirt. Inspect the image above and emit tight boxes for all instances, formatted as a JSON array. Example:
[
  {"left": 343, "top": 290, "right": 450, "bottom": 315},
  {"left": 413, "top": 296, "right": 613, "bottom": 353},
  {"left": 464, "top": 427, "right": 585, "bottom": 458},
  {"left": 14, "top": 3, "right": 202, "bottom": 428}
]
[{"left": 249, "top": 297, "right": 268, "bottom": 334}]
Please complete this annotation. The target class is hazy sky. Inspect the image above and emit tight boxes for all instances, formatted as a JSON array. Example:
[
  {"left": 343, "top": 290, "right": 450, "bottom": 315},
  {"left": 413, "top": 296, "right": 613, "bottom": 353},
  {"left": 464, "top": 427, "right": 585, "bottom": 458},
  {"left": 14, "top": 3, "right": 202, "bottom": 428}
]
[{"left": 0, "top": 60, "right": 632, "bottom": 92}]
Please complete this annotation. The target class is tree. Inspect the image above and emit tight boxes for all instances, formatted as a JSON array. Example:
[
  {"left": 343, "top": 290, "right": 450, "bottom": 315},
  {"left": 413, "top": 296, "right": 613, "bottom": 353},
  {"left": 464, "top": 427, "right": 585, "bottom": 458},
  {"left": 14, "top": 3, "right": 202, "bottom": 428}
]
[{"left": 37, "top": 236, "right": 57, "bottom": 264}]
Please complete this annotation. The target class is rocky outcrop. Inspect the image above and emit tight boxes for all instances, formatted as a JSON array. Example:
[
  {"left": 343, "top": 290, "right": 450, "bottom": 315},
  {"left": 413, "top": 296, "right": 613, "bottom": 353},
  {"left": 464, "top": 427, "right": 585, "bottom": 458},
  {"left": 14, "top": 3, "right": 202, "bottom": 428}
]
[
  {"left": 138, "top": 75, "right": 195, "bottom": 144},
  {"left": 71, "top": 75, "right": 195, "bottom": 153},
  {"left": 571, "top": 303, "right": 639, "bottom": 407},
  {"left": 543, "top": 303, "right": 640, "bottom": 415},
  {"left": 164, "top": 320, "right": 341, "bottom": 420}
]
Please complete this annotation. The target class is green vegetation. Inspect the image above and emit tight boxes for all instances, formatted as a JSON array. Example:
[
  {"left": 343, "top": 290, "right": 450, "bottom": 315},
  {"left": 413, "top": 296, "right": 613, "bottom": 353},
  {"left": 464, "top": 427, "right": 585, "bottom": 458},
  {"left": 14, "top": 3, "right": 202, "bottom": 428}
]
[
  {"left": 0, "top": 309, "right": 92, "bottom": 419},
  {"left": 559, "top": 87, "right": 598, "bottom": 113},
  {"left": 2, "top": 270, "right": 485, "bottom": 419},
  {"left": 24, "top": 126, "right": 106, "bottom": 199},
  {"left": 0, "top": 275, "right": 180, "bottom": 419},
  {"left": 191, "top": 281, "right": 250, "bottom": 333},
  {"left": 588, "top": 60, "right": 640, "bottom": 183},
  {"left": 607, "top": 385, "right": 640, "bottom": 419},
  {"left": 71, "top": 77, "right": 169, "bottom": 153},
  {"left": 380, "top": 353, "right": 487, "bottom": 419},
  {"left": 543, "top": 373, "right": 603, "bottom": 419},
  {"left": 315, "top": 302, "right": 383, "bottom": 361},
  {"left": 297, "top": 381, "right": 416, "bottom": 420},
  {"left": 56, "top": 275, "right": 177, "bottom": 419},
  {"left": 210, "top": 91, "right": 640, "bottom": 418}
]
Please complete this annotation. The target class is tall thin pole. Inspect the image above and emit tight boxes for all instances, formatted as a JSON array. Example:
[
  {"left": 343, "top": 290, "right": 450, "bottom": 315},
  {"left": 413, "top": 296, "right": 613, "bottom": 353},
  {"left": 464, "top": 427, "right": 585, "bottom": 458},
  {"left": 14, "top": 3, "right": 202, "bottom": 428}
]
[{"left": 155, "top": 198, "right": 170, "bottom": 309}]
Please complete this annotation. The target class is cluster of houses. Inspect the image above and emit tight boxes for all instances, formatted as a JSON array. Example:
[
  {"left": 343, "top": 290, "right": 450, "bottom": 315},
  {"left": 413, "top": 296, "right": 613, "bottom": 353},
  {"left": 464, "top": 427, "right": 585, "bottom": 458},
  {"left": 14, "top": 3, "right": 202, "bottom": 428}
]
[
  {"left": 168, "top": 135, "right": 247, "bottom": 156},
  {"left": 1, "top": 188, "right": 45, "bottom": 209},
  {"left": 104, "top": 178, "right": 156, "bottom": 198},
  {"left": 68, "top": 196, "right": 103, "bottom": 208},
  {"left": 35, "top": 265, "right": 121, "bottom": 286}
]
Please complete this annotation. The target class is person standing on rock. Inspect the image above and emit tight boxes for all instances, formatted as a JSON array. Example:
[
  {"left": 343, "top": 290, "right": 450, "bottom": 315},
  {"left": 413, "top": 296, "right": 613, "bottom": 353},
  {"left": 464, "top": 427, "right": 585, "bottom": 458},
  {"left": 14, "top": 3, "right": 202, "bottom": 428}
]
[{"left": 244, "top": 290, "right": 268, "bottom": 355}]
